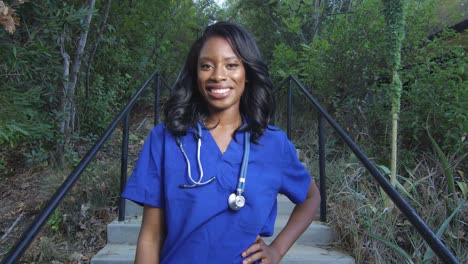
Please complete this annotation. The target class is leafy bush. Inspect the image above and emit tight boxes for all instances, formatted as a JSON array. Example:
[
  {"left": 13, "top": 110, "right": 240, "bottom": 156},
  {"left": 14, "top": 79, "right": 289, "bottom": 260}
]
[
  {"left": 0, "top": 86, "right": 53, "bottom": 146},
  {"left": 400, "top": 30, "right": 467, "bottom": 154},
  {"left": 78, "top": 74, "right": 120, "bottom": 134}
]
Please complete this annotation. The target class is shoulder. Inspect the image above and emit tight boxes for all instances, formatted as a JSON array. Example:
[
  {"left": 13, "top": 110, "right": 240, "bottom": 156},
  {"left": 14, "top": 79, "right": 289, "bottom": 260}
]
[
  {"left": 254, "top": 125, "right": 292, "bottom": 154},
  {"left": 144, "top": 123, "right": 174, "bottom": 145},
  {"left": 259, "top": 125, "right": 288, "bottom": 143},
  {"left": 147, "top": 123, "right": 196, "bottom": 142},
  {"left": 149, "top": 123, "right": 168, "bottom": 136},
  {"left": 260, "top": 125, "right": 299, "bottom": 158}
]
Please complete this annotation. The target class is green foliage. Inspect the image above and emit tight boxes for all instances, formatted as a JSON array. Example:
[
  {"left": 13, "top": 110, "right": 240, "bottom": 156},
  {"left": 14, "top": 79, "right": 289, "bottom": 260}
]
[
  {"left": 47, "top": 210, "right": 62, "bottom": 232},
  {"left": 422, "top": 202, "right": 464, "bottom": 262},
  {"left": 368, "top": 232, "right": 414, "bottom": 264},
  {"left": 235, "top": 0, "right": 466, "bottom": 159},
  {"left": 1, "top": 0, "right": 466, "bottom": 261},
  {"left": 325, "top": 151, "right": 467, "bottom": 262},
  {"left": 268, "top": 0, "right": 391, "bottom": 144},
  {"left": 0, "top": 0, "right": 89, "bottom": 160},
  {"left": 400, "top": 30, "right": 467, "bottom": 154},
  {"left": 24, "top": 147, "right": 50, "bottom": 166},
  {"left": 1, "top": 0, "right": 218, "bottom": 168},
  {"left": 382, "top": 0, "right": 408, "bottom": 70},
  {"left": 233, "top": 1, "right": 467, "bottom": 259},
  {"left": 427, "top": 128, "right": 456, "bottom": 196},
  {"left": 271, "top": 43, "right": 300, "bottom": 78},
  {"left": 78, "top": 74, "right": 121, "bottom": 134},
  {"left": 0, "top": 85, "right": 53, "bottom": 146}
]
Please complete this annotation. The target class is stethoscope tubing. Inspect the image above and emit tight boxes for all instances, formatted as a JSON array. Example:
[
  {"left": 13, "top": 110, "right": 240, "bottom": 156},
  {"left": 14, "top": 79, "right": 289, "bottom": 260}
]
[
  {"left": 177, "top": 122, "right": 250, "bottom": 193},
  {"left": 237, "top": 131, "right": 250, "bottom": 195},
  {"left": 177, "top": 123, "right": 216, "bottom": 188}
]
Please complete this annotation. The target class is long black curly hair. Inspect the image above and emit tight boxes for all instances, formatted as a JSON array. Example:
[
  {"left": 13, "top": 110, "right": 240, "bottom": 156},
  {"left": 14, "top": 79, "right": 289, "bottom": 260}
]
[{"left": 164, "top": 21, "right": 275, "bottom": 143}]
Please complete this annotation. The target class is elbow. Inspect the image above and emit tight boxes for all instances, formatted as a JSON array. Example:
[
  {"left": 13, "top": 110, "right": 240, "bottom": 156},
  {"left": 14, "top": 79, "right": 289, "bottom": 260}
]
[
  {"left": 301, "top": 181, "right": 321, "bottom": 208},
  {"left": 310, "top": 181, "right": 321, "bottom": 206},
  {"left": 316, "top": 189, "right": 321, "bottom": 205}
]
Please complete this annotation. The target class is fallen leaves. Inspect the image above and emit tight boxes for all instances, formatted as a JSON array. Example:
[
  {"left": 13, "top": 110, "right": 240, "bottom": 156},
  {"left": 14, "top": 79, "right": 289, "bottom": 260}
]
[
  {"left": 0, "top": 0, "right": 26, "bottom": 34},
  {"left": 0, "top": 1, "right": 17, "bottom": 34}
]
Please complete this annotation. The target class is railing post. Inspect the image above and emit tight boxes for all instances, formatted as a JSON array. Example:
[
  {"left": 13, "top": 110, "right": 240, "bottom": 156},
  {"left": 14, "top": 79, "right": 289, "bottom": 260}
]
[
  {"left": 155, "top": 74, "right": 161, "bottom": 125},
  {"left": 287, "top": 77, "right": 292, "bottom": 139},
  {"left": 119, "top": 112, "right": 130, "bottom": 222},
  {"left": 318, "top": 113, "right": 327, "bottom": 222}
]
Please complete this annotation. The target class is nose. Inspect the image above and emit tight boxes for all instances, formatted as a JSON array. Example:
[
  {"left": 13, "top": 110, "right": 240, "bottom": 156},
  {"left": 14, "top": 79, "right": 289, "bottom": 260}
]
[{"left": 210, "top": 66, "right": 227, "bottom": 82}]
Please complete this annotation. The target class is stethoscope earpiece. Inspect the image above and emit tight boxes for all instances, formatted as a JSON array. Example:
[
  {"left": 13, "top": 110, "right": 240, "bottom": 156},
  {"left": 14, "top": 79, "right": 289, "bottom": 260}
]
[{"left": 177, "top": 122, "right": 251, "bottom": 211}]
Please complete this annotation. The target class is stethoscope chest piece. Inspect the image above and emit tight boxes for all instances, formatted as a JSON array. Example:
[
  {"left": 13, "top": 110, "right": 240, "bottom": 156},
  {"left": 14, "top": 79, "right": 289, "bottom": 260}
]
[{"left": 228, "top": 193, "right": 245, "bottom": 211}]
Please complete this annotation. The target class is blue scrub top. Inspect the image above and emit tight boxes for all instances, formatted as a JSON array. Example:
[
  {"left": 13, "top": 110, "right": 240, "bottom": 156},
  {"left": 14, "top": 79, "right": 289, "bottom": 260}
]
[{"left": 122, "top": 123, "right": 312, "bottom": 263}]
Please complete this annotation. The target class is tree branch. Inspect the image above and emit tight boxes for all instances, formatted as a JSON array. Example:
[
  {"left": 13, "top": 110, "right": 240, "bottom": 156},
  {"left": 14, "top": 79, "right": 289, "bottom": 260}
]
[
  {"left": 86, "top": 0, "right": 112, "bottom": 99},
  {"left": 0, "top": 213, "right": 23, "bottom": 242}
]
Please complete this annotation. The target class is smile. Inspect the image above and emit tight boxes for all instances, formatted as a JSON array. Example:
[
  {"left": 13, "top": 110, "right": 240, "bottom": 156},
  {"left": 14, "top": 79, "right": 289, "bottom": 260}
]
[{"left": 210, "top": 88, "right": 230, "bottom": 94}]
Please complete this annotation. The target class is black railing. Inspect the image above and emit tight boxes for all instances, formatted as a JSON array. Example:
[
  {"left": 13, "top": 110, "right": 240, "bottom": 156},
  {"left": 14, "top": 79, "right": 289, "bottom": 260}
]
[
  {"left": 118, "top": 74, "right": 171, "bottom": 221},
  {"left": 1, "top": 70, "right": 169, "bottom": 264},
  {"left": 2, "top": 73, "right": 459, "bottom": 263},
  {"left": 274, "top": 75, "right": 459, "bottom": 264}
]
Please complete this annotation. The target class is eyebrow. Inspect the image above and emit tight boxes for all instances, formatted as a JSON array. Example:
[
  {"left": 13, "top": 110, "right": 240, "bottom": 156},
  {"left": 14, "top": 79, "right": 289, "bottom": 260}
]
[{"left": 198, "top": 56, "right": 240, "bottom": 61}]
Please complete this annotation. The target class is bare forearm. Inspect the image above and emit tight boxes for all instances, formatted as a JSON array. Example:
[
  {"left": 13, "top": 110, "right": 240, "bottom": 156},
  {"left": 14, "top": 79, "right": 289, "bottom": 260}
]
[
  {"left": 135, "top": 239, "right": 161, "bottom": 264},
  {"left": 135, "top": 206, "right": 165, "bottom": 264},
  {"left": 270, "top": 181, "right": 321, "bottom": 257}
]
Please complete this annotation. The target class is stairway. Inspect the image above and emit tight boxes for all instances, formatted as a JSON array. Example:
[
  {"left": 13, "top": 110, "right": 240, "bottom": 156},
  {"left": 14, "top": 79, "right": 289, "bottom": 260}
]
[{"left": 91, "top": 195, "right": 354, "bottom": 263}]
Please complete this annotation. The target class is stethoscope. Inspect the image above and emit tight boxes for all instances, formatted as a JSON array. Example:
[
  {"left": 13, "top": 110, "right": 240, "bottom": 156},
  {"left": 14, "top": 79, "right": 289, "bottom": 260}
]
[{"left": 175, "top": 123, "right": 250, "bottom": 211}]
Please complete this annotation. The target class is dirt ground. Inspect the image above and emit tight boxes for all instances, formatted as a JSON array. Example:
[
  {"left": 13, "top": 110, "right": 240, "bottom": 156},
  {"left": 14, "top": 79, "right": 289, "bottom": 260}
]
[
  {"left": 0, "top": 107, "right": 153, "bottom": 263},
  {"left": 0, "top": 159, "right": 119, "bottom": 263},
  {"left": 0, "top": 165, "right": 47, "bottom": 258}
]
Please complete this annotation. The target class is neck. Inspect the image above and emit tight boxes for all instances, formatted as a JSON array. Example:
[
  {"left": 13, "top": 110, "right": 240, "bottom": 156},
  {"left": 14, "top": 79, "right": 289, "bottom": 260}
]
[{"left": 205, "top": 109, "right": 242, "bottom": 129}]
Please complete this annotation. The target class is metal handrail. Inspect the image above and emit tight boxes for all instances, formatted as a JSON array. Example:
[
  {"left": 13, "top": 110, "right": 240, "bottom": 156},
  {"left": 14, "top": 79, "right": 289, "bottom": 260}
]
[
  {"left": 2, "top": 72, "right": 458, "bottom": 263},
  {"left": 1, "top": 70, "right": 165, "bottom": 264},
  {"left": 275, "top": 75, "right": 459, "bottom": 263}
]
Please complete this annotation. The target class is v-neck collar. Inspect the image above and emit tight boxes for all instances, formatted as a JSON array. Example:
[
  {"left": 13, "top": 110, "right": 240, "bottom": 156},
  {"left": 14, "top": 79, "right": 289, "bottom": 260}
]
[{"left": 201, "top": 125, "right": 244, "bottom": 163}]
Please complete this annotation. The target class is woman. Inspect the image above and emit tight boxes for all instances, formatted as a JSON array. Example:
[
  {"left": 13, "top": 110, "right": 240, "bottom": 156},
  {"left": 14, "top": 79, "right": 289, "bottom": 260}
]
[{"left": 122, "top": 21, "right": 320, "bottom": 264}]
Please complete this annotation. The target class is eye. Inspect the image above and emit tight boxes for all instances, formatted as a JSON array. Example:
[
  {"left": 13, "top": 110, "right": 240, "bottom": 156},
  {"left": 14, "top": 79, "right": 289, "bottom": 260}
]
[
  {"left": 200, "top": 64, "right": 213, "bottom": 70},
  {"left": 226, "top": 63, "right": 239, "bottom": 69}
]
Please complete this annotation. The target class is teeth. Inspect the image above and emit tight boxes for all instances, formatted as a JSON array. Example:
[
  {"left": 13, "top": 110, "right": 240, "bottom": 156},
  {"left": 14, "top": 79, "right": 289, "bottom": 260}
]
[{"left": 211, "top": 88, "right": 229, "bottom": 94}]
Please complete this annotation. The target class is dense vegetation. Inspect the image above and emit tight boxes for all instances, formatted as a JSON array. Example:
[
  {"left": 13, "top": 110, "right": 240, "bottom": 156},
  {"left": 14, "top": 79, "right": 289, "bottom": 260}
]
[{"left": 0, "top": 0, "right": 466, "bottom": 262}]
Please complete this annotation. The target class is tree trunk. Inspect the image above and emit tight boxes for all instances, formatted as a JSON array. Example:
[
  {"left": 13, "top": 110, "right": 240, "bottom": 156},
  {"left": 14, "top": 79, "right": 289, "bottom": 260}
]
[
  {"left": 53, "top": 33, "right": 71, "bottom": 168},
  {"left": 54, "top": 0, "right": 96, "bottom": 168}
]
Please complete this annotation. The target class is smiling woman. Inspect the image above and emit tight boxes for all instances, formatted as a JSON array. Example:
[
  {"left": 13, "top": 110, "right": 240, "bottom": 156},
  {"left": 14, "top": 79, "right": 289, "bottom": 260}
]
[
  {"left": 197, "top": 36, "right": 246, "bottom": 117},
  {"left": 121, "top": 21, "right": 321, "bottom": 264}
]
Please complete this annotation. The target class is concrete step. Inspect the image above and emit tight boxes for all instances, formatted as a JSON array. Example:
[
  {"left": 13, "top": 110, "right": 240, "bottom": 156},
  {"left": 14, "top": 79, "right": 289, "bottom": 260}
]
[
  {"left": 277, "top": 194, "right": 295, "bottom": 215},
  {"left": 91, "top": 243, "right": 354, "bottom": 264},
  {"left": 264, "top": 215, "right": 337, "bottom": 246},
  {"left": 107, "top": 216, "right": 140, "bottom": 244},
  {"left": 107, "top": 215, "right": 333, "bottom": 246},
  {"left": 281, "top": 245, "right": 355, "bottom": 264},
  {"left": 91, "top": 244, "right": 135, "bottom": 264},
  {"left": 277, "top": 194, "right": 321, "bottom": 217},
  {"left": 124, "top": 200, "right": 142, "bottom": 218}
]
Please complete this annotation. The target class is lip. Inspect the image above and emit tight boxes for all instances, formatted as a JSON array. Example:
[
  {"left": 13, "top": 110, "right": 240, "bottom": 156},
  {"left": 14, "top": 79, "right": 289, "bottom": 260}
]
[{"left": 206, "top": 84, "right": 232, "bottom": 99}]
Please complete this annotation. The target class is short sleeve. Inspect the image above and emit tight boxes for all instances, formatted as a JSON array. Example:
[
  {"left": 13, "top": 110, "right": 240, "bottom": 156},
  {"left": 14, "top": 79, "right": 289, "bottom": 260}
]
[
  {"left": 121, "top": 125, "right": 165, "bottom": 208},
  {"left": 279, "top": 135, "right": 312, "bottom": 204}
]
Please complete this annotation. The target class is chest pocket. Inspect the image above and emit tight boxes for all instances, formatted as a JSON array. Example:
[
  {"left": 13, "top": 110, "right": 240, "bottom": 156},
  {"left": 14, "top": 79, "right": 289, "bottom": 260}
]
[{"left": 235, "top": 162, "right": 279, "bottom": 233}]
